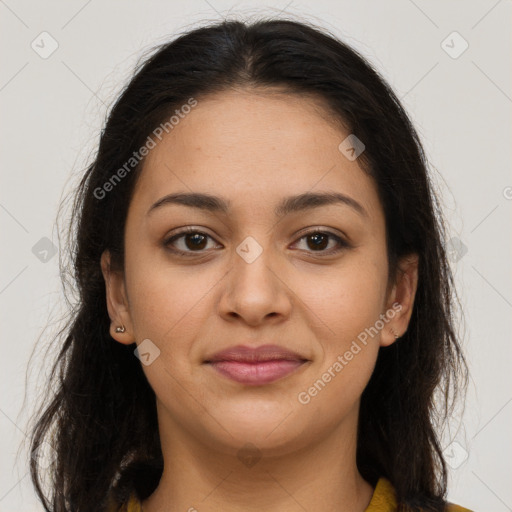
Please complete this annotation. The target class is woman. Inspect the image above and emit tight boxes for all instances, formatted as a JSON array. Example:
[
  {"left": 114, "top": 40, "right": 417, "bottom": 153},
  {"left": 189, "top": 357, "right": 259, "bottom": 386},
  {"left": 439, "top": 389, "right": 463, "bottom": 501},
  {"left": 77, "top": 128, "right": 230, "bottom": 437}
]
[{"left": 29, "top": 18, "right": 472, "bottom": 512}]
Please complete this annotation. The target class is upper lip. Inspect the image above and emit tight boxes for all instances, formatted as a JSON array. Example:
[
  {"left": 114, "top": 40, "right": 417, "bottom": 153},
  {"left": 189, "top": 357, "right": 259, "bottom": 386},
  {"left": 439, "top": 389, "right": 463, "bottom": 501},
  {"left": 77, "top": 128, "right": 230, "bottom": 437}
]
[{"left": 204, "top": 344, "right": 308, "bottom": 363}]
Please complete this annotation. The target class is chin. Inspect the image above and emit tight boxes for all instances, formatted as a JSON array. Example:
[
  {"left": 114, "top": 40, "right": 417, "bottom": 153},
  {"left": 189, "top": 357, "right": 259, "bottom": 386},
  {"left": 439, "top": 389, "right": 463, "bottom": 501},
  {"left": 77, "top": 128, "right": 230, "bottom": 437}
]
[{"left": 211, "top": 404, "right": 310, "bottom": 447}]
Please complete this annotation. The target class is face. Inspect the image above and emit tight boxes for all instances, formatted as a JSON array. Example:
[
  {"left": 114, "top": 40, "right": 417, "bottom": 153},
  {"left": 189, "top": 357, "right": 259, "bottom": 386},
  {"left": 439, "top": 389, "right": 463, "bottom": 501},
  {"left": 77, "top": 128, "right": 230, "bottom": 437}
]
[{"left": 101, "top": 88, "right": 418, "bottom": 459}]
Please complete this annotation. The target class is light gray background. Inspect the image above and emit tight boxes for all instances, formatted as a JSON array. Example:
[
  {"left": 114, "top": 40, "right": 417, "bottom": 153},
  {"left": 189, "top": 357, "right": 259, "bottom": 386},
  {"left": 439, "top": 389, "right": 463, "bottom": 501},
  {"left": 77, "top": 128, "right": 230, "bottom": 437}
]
[{"left": 1, "top": 1, "right": 511, "bottom": 511}]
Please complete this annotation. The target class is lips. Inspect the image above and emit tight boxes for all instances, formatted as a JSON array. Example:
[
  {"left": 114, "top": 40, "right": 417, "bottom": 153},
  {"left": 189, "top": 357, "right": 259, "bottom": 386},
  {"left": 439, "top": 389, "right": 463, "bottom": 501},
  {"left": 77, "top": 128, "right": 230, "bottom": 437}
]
[
  {"left": 204, "top": 344, "right": 309, "bottom": 385},
  {"left": 205, "top": 344, "right": 306, "bottom": 363}
]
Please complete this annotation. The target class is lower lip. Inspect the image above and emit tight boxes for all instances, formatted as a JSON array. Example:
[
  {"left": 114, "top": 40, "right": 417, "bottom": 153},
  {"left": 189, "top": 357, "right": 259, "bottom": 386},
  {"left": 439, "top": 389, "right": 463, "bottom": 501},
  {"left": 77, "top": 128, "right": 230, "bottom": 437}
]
[{"left": 207, "top": 360, "right": 305, "bottom": 385}]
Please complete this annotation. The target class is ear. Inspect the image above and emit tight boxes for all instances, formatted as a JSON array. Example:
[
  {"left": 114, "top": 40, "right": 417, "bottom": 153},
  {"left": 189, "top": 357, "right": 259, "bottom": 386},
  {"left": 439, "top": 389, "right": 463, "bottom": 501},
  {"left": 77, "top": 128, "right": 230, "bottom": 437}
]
[
  {"left": 100, "top": 249, "right": 135, "bottom": 345},
  {"left": 380, "top": 253, "right": 419, "bottom": 348}
]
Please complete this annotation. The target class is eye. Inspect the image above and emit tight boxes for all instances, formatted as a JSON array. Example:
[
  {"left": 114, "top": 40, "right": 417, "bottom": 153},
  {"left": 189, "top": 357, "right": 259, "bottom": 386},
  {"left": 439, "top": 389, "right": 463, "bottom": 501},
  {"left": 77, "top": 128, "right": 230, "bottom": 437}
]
[
  {"left": 163, "top": 228, "right": 221, "bottom": 256},
  {"left": 292, "top": 229, "right": 349, "bottom": 255},
  {"left": 163, "top": 227, "right": 350, "bottom": 257}
]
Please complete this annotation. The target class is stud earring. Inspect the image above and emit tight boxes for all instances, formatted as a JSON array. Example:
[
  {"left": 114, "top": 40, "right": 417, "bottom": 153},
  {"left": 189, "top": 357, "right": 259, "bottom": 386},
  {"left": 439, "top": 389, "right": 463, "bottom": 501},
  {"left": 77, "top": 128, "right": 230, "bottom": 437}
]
[
  {"left": 115, "top": 325, "right": 126, "bottom": 333},
  {"left": 390, "top": 327, "right": 399, "bottom": 339}
]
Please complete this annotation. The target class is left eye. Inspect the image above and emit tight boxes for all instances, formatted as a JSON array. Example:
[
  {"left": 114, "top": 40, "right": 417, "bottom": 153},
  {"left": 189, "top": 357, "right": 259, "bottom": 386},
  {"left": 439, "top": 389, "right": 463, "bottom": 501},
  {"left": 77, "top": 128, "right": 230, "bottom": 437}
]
[
  {"left": 163, "top": 228, "right": 348, "bottom": 256},
  {"left": 293, "top": 230, "right": 348, "bottom": 254}
]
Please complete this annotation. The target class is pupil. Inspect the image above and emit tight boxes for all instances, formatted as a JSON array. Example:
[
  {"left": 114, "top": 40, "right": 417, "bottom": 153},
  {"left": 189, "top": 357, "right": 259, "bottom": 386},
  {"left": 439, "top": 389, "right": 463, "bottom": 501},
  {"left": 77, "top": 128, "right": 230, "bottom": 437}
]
[
  {"left": 186, "top": 233, "right": 206, "bottom": 250},
  {"left": 309, "top": 233, "right": 327, "bottom": 250}
]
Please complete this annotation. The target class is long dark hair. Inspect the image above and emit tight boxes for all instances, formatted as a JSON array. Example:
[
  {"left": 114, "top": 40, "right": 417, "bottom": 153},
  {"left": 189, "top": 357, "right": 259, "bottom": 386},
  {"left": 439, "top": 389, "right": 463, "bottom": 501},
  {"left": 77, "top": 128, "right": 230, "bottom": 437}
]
[{"left": 27, "top": 17, "right": 468, "bottom": 512}]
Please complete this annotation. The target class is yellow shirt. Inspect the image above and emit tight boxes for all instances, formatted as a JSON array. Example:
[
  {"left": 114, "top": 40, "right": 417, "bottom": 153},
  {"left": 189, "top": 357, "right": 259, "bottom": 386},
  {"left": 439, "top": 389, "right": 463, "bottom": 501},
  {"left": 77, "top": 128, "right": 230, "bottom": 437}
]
[{"left": 109, "top": 477, "right": 473, "bottom": 511}]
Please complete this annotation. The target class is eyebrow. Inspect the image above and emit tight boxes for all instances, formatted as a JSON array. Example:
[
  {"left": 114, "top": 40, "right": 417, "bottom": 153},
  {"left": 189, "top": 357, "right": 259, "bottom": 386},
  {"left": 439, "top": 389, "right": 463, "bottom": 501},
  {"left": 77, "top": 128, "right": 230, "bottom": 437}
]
[{"left": 147, "top": 191, "right": 368, "bottom": 218}]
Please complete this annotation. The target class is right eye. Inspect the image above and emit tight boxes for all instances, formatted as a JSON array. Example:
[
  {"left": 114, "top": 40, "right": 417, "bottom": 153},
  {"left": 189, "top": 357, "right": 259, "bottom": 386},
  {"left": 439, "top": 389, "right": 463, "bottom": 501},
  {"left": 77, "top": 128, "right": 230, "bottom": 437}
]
[{"left": 163, "top": 228, "right": 222, "bottom": 256}]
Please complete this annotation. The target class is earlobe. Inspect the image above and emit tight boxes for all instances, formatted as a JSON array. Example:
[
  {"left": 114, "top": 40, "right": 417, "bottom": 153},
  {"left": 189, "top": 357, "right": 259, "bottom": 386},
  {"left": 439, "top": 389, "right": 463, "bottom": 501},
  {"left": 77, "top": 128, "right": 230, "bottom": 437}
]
[
  {"left": 381, "top": 253, "right": 419, "bottom": 347},
  {"left": 100, "top": 250, "right": 135, "bottom": 345}
]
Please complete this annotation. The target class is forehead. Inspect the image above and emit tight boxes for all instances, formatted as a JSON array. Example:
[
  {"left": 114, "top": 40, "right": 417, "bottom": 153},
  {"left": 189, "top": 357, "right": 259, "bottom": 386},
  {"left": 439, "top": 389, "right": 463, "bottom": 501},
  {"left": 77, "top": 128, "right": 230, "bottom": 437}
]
[{"left": 130, "top": 89, "right": 383, "bottom": 222}]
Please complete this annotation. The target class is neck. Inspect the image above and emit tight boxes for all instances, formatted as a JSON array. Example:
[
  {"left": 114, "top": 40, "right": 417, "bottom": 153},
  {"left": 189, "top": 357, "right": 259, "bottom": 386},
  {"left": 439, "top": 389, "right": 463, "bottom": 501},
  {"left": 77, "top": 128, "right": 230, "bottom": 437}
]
[{"left": 142, "top": 400, "right": 374, "bottom": 512}]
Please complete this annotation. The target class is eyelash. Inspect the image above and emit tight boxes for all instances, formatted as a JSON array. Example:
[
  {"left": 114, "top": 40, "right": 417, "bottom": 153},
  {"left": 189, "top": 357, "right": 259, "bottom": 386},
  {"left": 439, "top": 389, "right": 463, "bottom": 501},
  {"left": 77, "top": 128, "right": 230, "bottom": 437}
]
[{"left": 163, "top": 227, "right": 350, "bottom": 257}]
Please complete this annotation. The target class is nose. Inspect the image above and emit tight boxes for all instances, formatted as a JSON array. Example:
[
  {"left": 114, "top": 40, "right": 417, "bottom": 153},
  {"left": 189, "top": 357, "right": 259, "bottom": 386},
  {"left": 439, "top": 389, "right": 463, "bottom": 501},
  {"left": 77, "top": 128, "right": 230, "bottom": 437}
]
[{"left": 217, "top": 238, "right": 292, "bottom": 327}]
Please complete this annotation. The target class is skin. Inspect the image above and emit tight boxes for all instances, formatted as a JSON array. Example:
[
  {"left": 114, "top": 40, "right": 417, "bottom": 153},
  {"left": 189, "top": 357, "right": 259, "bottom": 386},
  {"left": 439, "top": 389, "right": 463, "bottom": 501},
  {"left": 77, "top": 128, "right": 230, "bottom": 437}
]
[{"left": 101, "top": 88, "right": 419, "bottom": 512}]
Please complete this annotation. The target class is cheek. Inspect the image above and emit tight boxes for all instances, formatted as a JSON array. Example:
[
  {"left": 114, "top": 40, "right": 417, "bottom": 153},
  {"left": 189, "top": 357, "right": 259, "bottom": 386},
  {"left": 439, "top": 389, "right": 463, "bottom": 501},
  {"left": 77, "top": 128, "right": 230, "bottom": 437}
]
[
  {"left": 124, "top": 252, "right": 222, "bottom": 379},
  {"left": 297, "top": 345, "right": 379, "bottom": 429},
  {"left": 294, "top": 264, "right": 384, "bottom": 412},
  {"left": 296, "top": 255, "right": 385, "bottom": 393},
  {"left": 297, "top": 254, "right": 387, "bottom": 342},
  {"left": 124, "top": 262, "right": 214, "bottom": 406}
]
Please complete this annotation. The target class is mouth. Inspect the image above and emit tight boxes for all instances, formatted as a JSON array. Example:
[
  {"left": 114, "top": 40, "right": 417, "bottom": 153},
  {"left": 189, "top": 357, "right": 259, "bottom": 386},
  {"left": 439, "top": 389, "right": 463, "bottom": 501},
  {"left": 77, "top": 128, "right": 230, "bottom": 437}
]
[
  {"left": 203, "top": 344, "right": 309, "bottom": 386},
  {"left": 206, "top": 359, "right": 308, "bottom": 385}
]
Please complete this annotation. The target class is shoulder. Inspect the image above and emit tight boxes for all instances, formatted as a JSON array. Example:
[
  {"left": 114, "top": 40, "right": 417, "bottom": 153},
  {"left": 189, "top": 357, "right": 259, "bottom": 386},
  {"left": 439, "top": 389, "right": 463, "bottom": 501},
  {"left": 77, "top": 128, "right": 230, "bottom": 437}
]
[
  {"left": 107, "top": 481, "right": 472, "bottom": 512},
  {"left": 366, "top": 477, "right": 397, "bottom": 510},
  {"left": 366, "top": 477, "right": 474, "bottom": 512},
  {"left": 446, "top": 504, "right": 473, "bottom": 512},
  {"left": 105, "top": 491, "right": 142, "bottom": 512}
]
